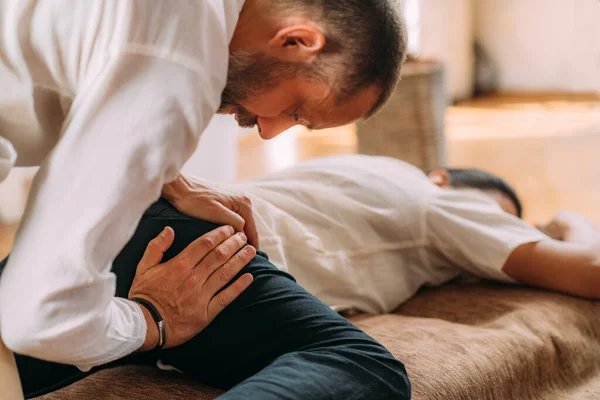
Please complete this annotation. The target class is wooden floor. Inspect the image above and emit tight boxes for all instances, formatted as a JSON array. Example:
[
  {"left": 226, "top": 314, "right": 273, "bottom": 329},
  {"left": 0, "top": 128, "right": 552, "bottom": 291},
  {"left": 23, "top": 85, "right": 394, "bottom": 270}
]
[
  {"left": 447, "top": 92, "right": 600, "bottom": 226},
  {"left": 1, "top": 92, "right": 600, "bottom": 257}
]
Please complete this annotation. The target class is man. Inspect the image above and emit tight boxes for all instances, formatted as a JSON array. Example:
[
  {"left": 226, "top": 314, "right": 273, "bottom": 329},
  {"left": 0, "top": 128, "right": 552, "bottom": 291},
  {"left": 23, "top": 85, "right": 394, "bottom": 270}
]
[
  {"left": 235, "top": 154, "right": 599, "bottom": 313},
  {"left": 0, "top": 0, "right": 408, "bottom": 398}
]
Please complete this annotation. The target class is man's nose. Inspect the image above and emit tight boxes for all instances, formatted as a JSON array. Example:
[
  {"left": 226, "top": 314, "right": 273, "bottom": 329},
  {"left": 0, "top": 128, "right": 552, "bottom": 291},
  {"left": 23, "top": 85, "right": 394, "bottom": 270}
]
[{"left": 256, "top": 115, "right": 297, "bottom": 140}]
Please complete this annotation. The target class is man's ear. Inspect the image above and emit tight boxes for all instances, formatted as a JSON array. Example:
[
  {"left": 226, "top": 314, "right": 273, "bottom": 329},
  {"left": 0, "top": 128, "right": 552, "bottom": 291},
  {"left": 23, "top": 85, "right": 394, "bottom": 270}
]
[
  {"left": 266, "top": 23, "right": 325, "bottom": 63},
  {"left": 428, "top": 169, "right": 451, "bottom": 188}
]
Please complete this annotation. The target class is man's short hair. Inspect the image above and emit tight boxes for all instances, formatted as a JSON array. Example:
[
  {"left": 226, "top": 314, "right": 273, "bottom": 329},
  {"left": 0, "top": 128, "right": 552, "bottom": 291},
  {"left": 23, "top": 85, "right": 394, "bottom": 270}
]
[
  {"left": 446, "top": 168, "right": 524, "bottom": 218},
  {"left": 270, "top": 0, "right": 408, "bottom": 118}
]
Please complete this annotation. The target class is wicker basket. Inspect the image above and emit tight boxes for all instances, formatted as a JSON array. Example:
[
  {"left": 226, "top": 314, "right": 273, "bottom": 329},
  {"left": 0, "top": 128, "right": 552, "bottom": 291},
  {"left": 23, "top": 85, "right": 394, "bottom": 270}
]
[{"left": 356, "top": 60, "right": 447, "bottom": 171}]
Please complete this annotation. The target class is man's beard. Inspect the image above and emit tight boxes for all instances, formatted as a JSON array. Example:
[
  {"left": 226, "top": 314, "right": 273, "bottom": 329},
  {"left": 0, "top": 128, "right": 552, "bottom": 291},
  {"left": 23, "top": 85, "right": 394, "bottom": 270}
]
[{"left": 219, "top": 52, "right": 316, "bottom": 128}]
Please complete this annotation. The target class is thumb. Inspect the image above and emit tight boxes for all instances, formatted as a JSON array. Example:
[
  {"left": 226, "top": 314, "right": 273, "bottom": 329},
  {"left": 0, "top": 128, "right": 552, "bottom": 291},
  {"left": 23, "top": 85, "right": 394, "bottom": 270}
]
[
  {"left": 211, "top": 202, "right": 246, "bottom": 234},
  {"left": 534, "top": 220, "right": 550, "bottom": 232},
  {"left": 536, "top": 221, "right": 563, "bottom": 240},
  {"left": 137, "top": 227, "right": 175, "bottom": 275},
  {"left": 236, "top": 204, "right": 259, "bottom": 249}
]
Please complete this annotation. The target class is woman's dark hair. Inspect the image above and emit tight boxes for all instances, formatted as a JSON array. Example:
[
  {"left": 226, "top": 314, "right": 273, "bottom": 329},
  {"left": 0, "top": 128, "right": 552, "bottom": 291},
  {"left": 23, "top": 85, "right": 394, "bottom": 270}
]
[{"left": 446, "top": 168, "right": 523, "bottom": 218}]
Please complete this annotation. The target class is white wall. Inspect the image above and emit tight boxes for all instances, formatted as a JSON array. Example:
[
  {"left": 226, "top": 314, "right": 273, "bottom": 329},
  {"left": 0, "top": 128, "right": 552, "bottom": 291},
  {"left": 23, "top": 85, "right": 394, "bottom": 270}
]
[
  {"left": 414, "top": 0, "right": 600, "bottom": 98},
  {"left": 418, "top": 0, "right": 475, "bottom": 101},
  {"left": 476, "top": 0, "right": 600, "bottom": 93},
  {"left": 401, "top": 0, "right": 422, "bottom": 56}
]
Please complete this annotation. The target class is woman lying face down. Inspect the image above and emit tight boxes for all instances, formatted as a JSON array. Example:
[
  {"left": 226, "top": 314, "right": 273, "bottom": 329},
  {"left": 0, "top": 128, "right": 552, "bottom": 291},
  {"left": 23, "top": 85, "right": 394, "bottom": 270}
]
[{"left": 231, "top": 154, "right": 599, "bottom": 314}]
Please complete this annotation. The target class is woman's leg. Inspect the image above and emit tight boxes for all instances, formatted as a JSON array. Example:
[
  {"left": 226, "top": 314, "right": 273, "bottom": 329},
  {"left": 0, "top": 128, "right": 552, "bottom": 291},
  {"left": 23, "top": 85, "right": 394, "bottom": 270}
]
[
  {"left": 125, "top": 200, "right": 411, "bottom": 399},
  {"left": 5, "top": 199, "right": 410, "bottom": 399}
]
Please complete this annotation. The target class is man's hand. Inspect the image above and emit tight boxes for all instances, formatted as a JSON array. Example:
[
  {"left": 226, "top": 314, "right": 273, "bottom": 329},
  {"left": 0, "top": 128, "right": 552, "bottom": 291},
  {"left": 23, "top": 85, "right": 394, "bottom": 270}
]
[
  {"left": 129, "top": 226, "right": 255, "bottom": 351},
  {"left": 162, "top": 174, "right": 259, "bottom": 248}
]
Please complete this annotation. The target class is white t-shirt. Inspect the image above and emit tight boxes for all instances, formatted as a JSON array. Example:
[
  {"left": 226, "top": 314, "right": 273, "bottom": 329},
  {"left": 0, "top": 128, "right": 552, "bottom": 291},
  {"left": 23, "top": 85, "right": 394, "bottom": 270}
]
[
  {"left": 239, "top": 155, "right": 546, "bottom": 314},
  {"left": 0, "top": 0, "right": 245, "bottom": 370}
]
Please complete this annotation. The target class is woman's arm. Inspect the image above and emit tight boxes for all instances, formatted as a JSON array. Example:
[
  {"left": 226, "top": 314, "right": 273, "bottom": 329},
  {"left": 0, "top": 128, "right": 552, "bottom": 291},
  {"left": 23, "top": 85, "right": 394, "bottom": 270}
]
[{"left": 503, "top": 211, "right": 600, "bottom": 299}]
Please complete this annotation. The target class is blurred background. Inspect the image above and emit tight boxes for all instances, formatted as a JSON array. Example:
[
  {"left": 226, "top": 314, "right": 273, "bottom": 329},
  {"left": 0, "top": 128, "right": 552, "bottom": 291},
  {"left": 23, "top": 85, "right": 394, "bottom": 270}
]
[
  {"left": 234, "top": 0, "right": 600, "bottom": 227},
  {"left": 2, "top": 0, "right": 600, "bottom": 253}
]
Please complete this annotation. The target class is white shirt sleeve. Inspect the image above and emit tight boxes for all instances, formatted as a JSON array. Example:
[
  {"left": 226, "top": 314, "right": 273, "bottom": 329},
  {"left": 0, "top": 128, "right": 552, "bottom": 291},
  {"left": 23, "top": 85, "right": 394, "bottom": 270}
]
[
  {"left": 426, "top": 190, "right": 547, "bottom": 282},
  {"left": 0, "top": 51, "right": 218, "bottom": 370}
]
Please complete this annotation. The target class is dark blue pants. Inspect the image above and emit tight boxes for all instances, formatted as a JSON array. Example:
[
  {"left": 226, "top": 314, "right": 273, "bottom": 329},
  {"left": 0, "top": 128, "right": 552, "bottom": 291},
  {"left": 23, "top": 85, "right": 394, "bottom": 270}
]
[{"left": 1, "top": 199, "right": 410, "bottom": 399}]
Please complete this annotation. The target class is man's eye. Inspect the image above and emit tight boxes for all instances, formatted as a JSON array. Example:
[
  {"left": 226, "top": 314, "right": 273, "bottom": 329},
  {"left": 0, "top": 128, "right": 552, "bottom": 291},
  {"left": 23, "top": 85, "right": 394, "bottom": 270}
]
[{"left": 293, "top": 109, "right": 299, "bottom": 123}]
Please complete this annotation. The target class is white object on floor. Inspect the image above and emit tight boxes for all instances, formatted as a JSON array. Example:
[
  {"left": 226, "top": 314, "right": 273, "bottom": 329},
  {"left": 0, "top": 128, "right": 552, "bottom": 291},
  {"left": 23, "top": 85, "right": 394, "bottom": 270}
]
[
  {"left": 419, "top": 0, "right": 474, "bottom": 101},
  {"left": 476, "top": 0, "right": 600, "bottom": 94}
]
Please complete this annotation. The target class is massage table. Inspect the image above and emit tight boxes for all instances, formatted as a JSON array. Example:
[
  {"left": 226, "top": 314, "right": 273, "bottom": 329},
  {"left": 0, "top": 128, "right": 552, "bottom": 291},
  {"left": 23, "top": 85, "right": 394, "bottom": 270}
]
[{"left": 36, "top": 282, "right": 600, "bottom": 400}]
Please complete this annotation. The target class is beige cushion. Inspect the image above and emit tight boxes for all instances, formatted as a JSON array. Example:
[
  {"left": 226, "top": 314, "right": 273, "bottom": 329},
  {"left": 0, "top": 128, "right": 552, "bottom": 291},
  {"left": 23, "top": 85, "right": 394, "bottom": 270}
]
[{"left": 37, "top": 366, "right": 223, "bottom": 400}]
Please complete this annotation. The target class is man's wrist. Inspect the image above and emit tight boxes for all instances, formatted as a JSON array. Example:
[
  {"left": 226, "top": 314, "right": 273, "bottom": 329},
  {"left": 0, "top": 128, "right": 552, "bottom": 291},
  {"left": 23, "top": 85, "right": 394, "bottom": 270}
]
[
  {"left": 136, "top": 305, "right": 159, "bottom": 352},
  {"left": 162, "top": 174, "right": 191, "bottom": 205}
]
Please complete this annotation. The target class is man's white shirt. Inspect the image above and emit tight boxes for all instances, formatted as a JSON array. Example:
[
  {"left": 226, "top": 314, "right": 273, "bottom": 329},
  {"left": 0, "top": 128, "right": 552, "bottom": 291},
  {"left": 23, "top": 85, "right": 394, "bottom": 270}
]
[{"left": 0, "top": 0, "right": 245, "bottom": 370}]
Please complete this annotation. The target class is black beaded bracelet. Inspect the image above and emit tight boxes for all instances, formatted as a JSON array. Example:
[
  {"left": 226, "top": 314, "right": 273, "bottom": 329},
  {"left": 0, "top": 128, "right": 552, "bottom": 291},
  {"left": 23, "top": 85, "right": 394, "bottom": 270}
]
[{"left": 130, "top": 297, "right": 166, "bottom": 349}]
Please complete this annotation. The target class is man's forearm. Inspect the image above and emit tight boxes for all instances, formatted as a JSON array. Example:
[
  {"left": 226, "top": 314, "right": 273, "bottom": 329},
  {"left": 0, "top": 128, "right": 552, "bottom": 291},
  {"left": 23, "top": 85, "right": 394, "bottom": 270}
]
[{"left": 161, "top": 173, "right": 193, "bottom": 206}]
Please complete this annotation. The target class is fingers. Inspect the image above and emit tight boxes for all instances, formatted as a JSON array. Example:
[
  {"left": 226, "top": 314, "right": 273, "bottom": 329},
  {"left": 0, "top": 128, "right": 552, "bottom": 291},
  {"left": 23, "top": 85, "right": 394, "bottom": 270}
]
[
  {"left": 212, "top": 201, "right": 259, "bottom": 249},
  {"left": 195, "top": 232, "right": 251, "bottom": 281},
  {"left": 535, "top": 222, "right": 551, "bottom": 235},
  {"left": 136, "top": 227, "right": 175, "bottom": 275},
  {"left": 201, "top": 244, "right": 256, "bottom": 295},
  {"left": 536, "top": 222, "right": 564, "bottom": 241},
  {"left": 174, "top": 225, "right": 235, "bottom": 268},
  {"left": 213, "top": 202, "right": 246, "bottom": 235},
  {"left": 206, "top": 273, "right": 254, "bottom": 322}
]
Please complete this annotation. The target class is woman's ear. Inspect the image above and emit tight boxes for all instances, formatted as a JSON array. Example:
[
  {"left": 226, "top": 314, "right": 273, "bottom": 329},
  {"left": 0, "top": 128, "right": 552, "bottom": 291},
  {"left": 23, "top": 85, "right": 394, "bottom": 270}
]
[
  {"left": 428, "top": 169, "right": 451, "bottom": 188},
  {"left": 267, "top": 23, "right": 325, "bottom": 63}
]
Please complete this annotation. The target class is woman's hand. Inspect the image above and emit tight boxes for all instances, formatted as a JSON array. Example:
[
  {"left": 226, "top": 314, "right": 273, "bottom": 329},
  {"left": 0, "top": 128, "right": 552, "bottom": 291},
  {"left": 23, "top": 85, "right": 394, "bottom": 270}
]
[
  {"left": 536, "top": 210, "right": 598, "bottom": 244},
  {"left": 162, "top": 174, "right": 259, "bottom": 248},
  {"left": 129, "top": 225, "right": 255, "bottom": 351}
]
